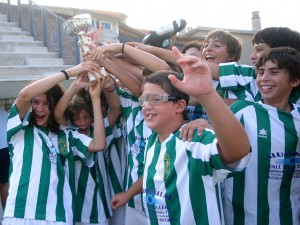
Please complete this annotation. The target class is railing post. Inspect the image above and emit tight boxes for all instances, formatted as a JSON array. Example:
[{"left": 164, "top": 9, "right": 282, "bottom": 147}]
[
  {"left": 42, "top": 6, "right": 47, "bottom": 47},
  {"left": 29, "top": 0, "right": 34, "bottom": 37},
  {"left": 17, "top": 0, "right": 22, "bottom": 29},
  {"left": 7, "top": 0, "right": 11, "bottom": 21},
  {"left": 57, "top": 17, "right": 62, "bottom": 58}
]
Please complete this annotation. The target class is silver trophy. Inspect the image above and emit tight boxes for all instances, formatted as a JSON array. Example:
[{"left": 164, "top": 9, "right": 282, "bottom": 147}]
[{"left": 63, "top": 14, "right": 105, "bottom": 81}]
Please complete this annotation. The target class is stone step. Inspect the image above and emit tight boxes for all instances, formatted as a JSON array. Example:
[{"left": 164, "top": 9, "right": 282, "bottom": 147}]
[
  {"left": 0, "top": 65, "right": 73, "bottom": 77},
  {"left": 0, "top": 13, "right": 72, "bottom": 99},
  {"left": 0, "top": 40, "right": 44, "bottom": 52},
  {"left": 0, "top": 52, "right": 60, "bottom": 66},
  {"left": 0, "top": 21, "right": 18, "bottom": 27},
  {"left": 0, "top": 35, "right": 34, "bottom": 41},
  {"left": 25, "top": 58, "right": 64, "bottom": 66},
  {"left": 0, "top": 14, "right": 7, "bottom": 22},
  {"left": 0, "top": 72, "right": 74, "bottom": 99},
  {"left": 12, "top": 46, "right": 49, "bottom": 53},
  {"left": 0, "top": 26, "right": 22, "bottom": 32},
  {"left": 0, "top": 30, "right": 31, "bottom": 36}
]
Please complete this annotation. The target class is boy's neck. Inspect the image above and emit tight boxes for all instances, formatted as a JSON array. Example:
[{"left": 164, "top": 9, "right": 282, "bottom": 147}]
[
  {"left": 263, "top": 99, "right": 293, "bottom": 112},
  {"left": 157, "top": 119, "right": 185, "bottom": 143}
]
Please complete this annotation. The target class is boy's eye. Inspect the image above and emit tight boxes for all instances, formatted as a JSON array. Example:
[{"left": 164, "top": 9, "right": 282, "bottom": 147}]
[
  {"left": 257, "top": 70, "right": 264, "bottom": 76},
  {"left": 84, "top": 115, "right": 91, "bottom": 119},
  {"left": 151, "top": 96, "right": 162, "bottom": 103}
]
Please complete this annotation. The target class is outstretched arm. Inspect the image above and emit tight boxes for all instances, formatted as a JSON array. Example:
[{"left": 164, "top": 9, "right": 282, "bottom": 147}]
[
  {"left": 127, "top": 42, "right": 178, "bottom": 66},
  {"left": 16, "top": 61, "right": 101, "bottom": 120},
  {"left": 84, "top": 42, "right": 171, "bottom": 73},
  {"left": 54, "top": 73, "right": 92, "bottom": 126},
  {"left": 103, "top": 74, "right": 121, "bottom": 128},
  {"left": 101, "top": 58, "right": 143, "bottom": 97},
  {"left": 88, "top": 73, "right": 108, "bottom": 152},
  {"left": 169, "top": 47, "right": 249, "bottom": 164}
]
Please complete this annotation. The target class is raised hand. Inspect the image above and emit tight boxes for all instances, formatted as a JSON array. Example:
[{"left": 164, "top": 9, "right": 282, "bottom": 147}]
[
  {"left": 87, "top": 25, "right": 103, "bottom": 46},
  {"left": 67, "top": 60, "right": 101, "bottom": 78},
  {"left": 89, "top": 69, "right": 109, "bottom": 99},
  {"left": 83, "top": 43, "right": 123, "bottom": 62}
]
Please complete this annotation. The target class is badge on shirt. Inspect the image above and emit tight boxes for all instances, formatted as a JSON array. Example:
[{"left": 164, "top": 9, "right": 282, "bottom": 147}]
[
  {"left": 158, "top": 153, "right": 170, "bottom": 179},
  {"left": 49, "top": 146, "right": 57, "bottom": 165}
]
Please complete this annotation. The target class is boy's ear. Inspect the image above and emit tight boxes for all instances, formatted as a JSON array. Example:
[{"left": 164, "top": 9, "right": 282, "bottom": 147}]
[
  {"left": 175, "top": 99, "right": 187, "bottom": 114},
  {"left": 228, "top": 54, "right": 236, "bottom": 62},
  {"left": 290, "top": 78, "right": 300, "bottom": 88}
]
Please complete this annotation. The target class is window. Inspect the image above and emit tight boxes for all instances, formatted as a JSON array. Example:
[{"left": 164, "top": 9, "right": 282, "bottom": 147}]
[{"left": 101, "top": 22, "right": 111, "bottom": 30}]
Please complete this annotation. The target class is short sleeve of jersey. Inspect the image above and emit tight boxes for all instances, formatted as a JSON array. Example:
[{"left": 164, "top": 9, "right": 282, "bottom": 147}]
[
  {"left": 187, "top": 126, "right": 250, "bottom": 177},
  {"left": 67, "top": 128, "right": 92, "bottom": 157},
  {"left": 7, "top": 102, "right": 32, "bottom": 142},
  {"left": 219, "top": 62, "right": 260, "bottom": 101},
  {"left": 219, "top": 62, "right": 256, "bottom": 89}
]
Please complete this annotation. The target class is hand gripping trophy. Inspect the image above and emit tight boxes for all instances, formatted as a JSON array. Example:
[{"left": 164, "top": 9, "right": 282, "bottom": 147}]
[{"left": 63, "top": 13, "right": 105, "bottom": 81}]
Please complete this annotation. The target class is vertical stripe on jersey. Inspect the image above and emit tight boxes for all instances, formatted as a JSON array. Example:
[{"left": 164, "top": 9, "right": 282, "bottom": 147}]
[
  {"left": 90, "top": 183, "right": 99, "bottom": 223},
  {"left": 76, "top": 166, "right": 89, "bottom": 220},
  {"left": 56, "top": 159, "right": 66, "bottom": 221},
  {"left": 108, "top": 159, "right": 123, "bottom": 193},
  {"left": 14, "top": 127, "right": 34, "bottom": 218},
  {"left": 97, "top": 167, "right": 111, "bottom": 218},
  {"left": 35, "top": 144, "right": 51, "bottom": 220},
  {"left": 232, "top": 106, "right": 246, "bottom": 225},
  {"left": 187, "top": 151, "right": 208, "bottom": 224},
  {"left": 146, "top": 141, "right": 160, "bottom": 225},
  {"left": 127, "top": 151, "right": 135, "bottom": 208},
  {"left": 278, "top": 111, "right": 294, "bottom": 225},
  {"left": 165, "top": 138, "right": 181, "bottom": 225},
  {"left": 256, "top": 107, "right": 271, "bottom": 225},
  {"left": 232, "top": 172, "right": 245, "bottom": 225}
]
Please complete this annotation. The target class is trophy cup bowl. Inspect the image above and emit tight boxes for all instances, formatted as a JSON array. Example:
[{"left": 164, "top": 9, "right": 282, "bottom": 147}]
[
  {"left": 63, "top": 14, "right": 104, "bottom": 81},
  {"left": 63, "top": 13, "right": 92, "bottom": 37}
]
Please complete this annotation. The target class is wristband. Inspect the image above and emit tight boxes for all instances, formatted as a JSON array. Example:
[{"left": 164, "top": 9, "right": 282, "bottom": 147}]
[{"left": 61, "top": 70, "right": 69, "bottom": 80}]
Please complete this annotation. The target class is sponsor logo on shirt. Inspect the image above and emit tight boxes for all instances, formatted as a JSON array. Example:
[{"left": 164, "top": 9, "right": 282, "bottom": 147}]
[
  {"left": 264, "top": 151, "right": 300, "bottom": 180},
  {"left": 142, "top": 189, "right": 178, "bottom": 223}
]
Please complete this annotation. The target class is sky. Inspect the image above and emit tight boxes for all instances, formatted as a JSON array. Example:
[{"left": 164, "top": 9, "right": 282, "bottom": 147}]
[{"left": 32, "top": 0, "right": 299, "bottom": 32}]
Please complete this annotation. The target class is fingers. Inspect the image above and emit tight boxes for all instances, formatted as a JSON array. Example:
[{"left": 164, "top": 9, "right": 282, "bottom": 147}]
[
  {"left": 180, "top": 119, "right": 210, "bottom": 141},
  {"left": 111, "top": 196, "right": 123, "bottom": 210},
  {"left": 168, "top": 74, "right": 184, "bottom": 92},
  {"left": 172, "top": 46, "right": 182, "bottom": 59},
  {"left": 180, "top": 124, "right": 196, "bottom": 142}
]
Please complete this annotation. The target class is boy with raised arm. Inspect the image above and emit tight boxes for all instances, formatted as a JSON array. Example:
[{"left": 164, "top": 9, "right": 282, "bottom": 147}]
[{"left": 110, "top": 47, "right": 250, "bottom": 225}]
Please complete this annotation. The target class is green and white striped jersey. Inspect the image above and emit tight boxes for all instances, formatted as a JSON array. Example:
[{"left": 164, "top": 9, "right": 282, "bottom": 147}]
[
  {"left": 74, "top": 117, "right": 112, "bottom": 224},
  {"left": 218, "top": 62, "right": 300, "bottom": 104},
  {"left": 222, "top": 100, "right": 300, "bottom": 225},
  {"left": 143, "top": 128, "right": 249, "bottom": 225},
  {"left": 118, "top": 89, "right": 153, "bottom": 211},
  {"left": 5, "top": 103, "right": 92, "bottom": 224},
  {"left": 105, "top": 117, "right": 127, "bottom": 198}
]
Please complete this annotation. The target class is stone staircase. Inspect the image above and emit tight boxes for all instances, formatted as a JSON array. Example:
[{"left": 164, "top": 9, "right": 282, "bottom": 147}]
[{"left": 0, "top": 13, "right": 74, "bottom": 100}]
